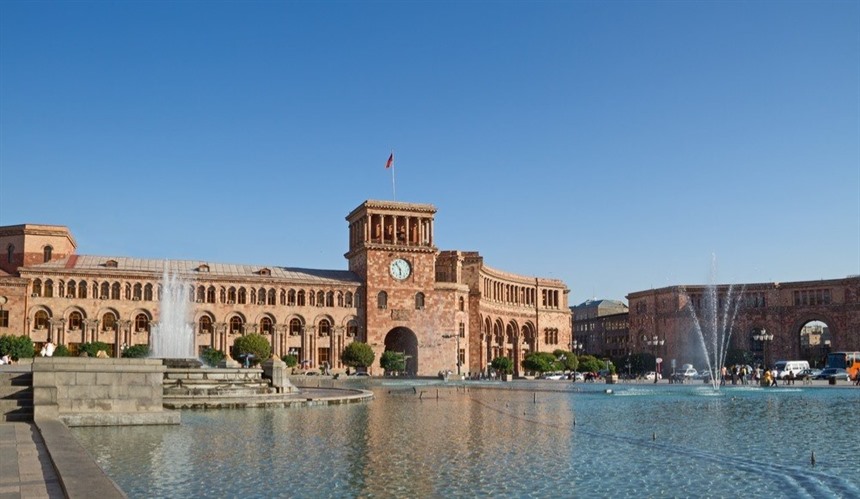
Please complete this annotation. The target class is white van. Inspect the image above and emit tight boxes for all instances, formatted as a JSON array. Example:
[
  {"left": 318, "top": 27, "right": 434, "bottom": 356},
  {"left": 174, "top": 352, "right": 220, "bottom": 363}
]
[{"left": 774, "top": 360, "right": 810, "bottom": 379}]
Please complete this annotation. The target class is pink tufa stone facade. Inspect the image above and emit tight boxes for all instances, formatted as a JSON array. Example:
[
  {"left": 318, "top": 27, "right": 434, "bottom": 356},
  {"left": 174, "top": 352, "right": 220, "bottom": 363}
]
[{"left": 0, "top": 201, "right": 571, "bottom": 377}]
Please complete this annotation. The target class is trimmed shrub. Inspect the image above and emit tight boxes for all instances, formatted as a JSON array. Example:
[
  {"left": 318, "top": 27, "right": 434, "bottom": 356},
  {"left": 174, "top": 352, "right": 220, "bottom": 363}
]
[
  {"left": 201, "top": 347, "right": 226, "bottom": 367},
  {"left": 79, "top": 341, "right": 111, "bottom": 358},
  {"left": 341, "top": 342, "right": 375, "bottom": 369},
  {"left": 0, "top": 335, "right": 35, "bottom": 361},
  {"left": 281, "top": 354, "right": 298, "bottom": 368},
  {"left": 52, "top": 344, "right": 71, "bottom": 357},
  {"left": 231, "top": 334, "right": 272, "bottom": 367},
  {"left": 491, "top": 356, "right": 513, "bottom": 375},
  {"left": 380, "top": 350, "right": 406, "bottom": 374},
  {"left": 122, "top": 344, "right": 150, "bottom": 358}
]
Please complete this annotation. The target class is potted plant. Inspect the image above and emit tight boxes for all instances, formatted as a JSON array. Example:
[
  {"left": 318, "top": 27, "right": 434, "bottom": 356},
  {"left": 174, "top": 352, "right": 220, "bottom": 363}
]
[{"left": 606, "top": 363, "right": 618, "bottom": 384}]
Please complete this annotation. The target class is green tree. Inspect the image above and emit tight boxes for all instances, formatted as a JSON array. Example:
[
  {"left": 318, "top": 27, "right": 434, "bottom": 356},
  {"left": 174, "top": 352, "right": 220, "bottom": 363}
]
[
  {"left": 341, "top": 342, "right": 375, "bottom": 369},
  {"left": 380, "top": 350, "right": 406, "bottom": 374},
  {"left": 577, "top": 354, "right": 604, "bottom": 373},
  {"left": 491, "top": 356, "right": 514, "bottom": 375},
  {"left": 553, "top": 349, "right": 579, "bottom": 371},
  {"left": 0, "top": 335, "right": 35, "bottom": 360},
  {"left": 79, "top": 341, "right": 111, "bottom": 358},
  {"left": 201, "top": 347, "right": 226, "bottom": 367},
  {"left": 121, "top": 344, "right": 150, "bottom": 358},
  {"left": 725, "top": 348, "right": 754, "bottom": 367},
  {"left": 522, "top": 351, "right": 559, "bottom": 374},
  {"left": 231, "top": 334, "right": 272, "bottom": 366},
  {"left": 280, "top": 354, "right": 298, "bottom": 368}
]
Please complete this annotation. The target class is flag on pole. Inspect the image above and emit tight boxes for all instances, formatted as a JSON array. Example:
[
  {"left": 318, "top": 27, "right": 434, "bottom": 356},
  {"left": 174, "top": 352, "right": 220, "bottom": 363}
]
[{"left": 385, "top": 152, "right": 394, "bottom": 169}]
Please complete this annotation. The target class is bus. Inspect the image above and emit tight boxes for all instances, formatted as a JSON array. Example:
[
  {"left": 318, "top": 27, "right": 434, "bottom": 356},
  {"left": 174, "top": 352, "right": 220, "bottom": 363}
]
[{"left": 824, "top": 352, "right": 860, "bottom": 380}]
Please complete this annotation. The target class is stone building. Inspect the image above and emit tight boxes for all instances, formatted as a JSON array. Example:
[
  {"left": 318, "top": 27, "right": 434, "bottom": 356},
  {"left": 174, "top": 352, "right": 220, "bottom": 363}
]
[
  {"left": 570, "top": 299, "right": 629, "bottom": 358},
  {"left": 626, "top": 276, "right": 860, "bottom": 370},
  {"left": 0, "top": 200, "right": 571, "bottom": 377}
]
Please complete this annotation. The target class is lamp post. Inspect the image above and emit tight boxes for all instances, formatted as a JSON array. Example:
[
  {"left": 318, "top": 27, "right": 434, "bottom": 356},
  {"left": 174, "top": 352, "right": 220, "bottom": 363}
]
[
  {"left": 572, "top": 341, "right": 583, "bottom": 355},
  {"left": 753, "top": 329, "right": 773, "bottom": 369},
  {"left": 644, "top": 335, "right": 665, "bottom": 384},
  {"left": 442, "top": 333, "right": 461, "bottom": 376}
]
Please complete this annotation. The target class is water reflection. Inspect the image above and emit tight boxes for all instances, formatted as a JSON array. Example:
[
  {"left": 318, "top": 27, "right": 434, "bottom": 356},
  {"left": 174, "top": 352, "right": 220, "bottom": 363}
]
[{"left": 72, "top": 381, "right": 860, "bottom": 497}]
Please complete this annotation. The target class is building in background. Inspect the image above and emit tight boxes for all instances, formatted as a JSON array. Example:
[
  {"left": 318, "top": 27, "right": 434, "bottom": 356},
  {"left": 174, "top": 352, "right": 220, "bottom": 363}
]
[
  {"left": 570, "top": 299, "right": 629, "bottom": 358},
  {"left": 626, "top": 278, "right": 860, "bottom": 371},
  {"left": 0, "top": 200, "right": 571, "bottom": 377}
]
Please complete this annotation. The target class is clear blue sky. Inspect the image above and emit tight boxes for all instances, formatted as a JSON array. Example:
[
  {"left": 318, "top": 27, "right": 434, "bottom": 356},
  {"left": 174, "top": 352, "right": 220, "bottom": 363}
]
[{"left": 1, "top": 1, "right": 858, "bottom": 305}]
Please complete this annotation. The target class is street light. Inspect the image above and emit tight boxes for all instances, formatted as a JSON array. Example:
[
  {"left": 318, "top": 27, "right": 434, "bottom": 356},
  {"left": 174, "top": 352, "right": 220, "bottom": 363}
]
[
  {"left": 643, "top": 335, "right": 665, "bottom": 384},
  {"left": 442, "top": 333, "right": 462, "bottom": 376},
  {"left": 753, "top": 329, "right": 773, "bottom": 368},
  {"left": 572, "top": 341, "right": 583, "bottom": 354}
]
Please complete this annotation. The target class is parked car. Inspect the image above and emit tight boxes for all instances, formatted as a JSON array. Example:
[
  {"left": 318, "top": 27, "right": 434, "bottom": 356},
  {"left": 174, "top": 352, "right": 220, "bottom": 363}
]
[
  {"left": 814, "top": 368, "right": 850, "bottom": 381},
  {"left": 796, "top": 368, "right": 821, "bottom": 380},
  {"left": 644, "top": 371, "right": 661, "bottom": 381},
  {"left": 541, "top": 372, "right": 565, "bottom": 380},
  {"left": 571, "top": 372, "right": 585, "bottom": 382}
]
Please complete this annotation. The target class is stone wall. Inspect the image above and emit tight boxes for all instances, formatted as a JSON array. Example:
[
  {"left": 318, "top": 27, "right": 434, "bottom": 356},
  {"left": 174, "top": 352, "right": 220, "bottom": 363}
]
[{"left": 31, "top": 357, "right": 179, "bottom": 426}]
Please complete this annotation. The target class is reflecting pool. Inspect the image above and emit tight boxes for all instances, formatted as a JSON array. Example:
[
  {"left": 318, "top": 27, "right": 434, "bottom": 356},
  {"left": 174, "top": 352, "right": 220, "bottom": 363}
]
[{"left": 71, "top": 381, "right": 860, "bottom": 498}]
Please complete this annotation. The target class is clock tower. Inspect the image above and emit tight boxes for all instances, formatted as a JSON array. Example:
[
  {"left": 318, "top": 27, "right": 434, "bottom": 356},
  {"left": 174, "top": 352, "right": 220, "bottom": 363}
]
[{"left": 345, "top": 200, "right": 446, "bottom": 375}]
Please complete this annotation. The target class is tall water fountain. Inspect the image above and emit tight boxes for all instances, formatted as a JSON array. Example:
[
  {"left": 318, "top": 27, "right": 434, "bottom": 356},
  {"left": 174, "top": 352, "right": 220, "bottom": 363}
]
[
  {"left": 150, "top": 265, "right": 196, "bottom": 360},
  {"left": 681, "top": 262, "right": 745, "bottom": 389}
]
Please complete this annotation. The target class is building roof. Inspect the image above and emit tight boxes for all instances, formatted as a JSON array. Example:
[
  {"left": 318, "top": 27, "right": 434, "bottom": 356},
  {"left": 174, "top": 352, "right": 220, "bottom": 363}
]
[{"left": 24, "top": 255, "right": 363, "bottom": 285}]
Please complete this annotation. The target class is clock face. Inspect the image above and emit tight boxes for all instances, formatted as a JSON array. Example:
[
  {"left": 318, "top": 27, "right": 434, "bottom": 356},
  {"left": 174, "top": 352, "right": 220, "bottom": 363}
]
[{"left": 389, "top": 258, "right": 411, "bottom": 280}]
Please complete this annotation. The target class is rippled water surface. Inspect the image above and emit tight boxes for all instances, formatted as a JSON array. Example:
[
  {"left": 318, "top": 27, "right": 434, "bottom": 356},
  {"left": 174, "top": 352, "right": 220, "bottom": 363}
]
[{"left": 71, "top": 381, "right": 860, "bottom": 498}]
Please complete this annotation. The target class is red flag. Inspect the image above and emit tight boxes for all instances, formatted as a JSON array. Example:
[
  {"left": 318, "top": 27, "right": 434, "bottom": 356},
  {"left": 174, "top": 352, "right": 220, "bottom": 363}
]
[{"left": 385, "top": 152, "right": 394, "bottom": 169}]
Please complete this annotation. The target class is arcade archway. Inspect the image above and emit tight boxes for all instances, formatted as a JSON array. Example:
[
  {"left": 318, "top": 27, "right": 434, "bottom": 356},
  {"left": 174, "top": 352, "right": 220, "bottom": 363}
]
[{"left": 384, "top": 327, "right": 418, "bottom": 376}]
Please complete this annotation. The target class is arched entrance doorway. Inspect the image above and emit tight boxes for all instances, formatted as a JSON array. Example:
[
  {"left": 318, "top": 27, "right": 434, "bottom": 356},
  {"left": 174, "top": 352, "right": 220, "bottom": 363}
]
[{"left": 384, "top": 327, "right": 418, "bottom": 376}]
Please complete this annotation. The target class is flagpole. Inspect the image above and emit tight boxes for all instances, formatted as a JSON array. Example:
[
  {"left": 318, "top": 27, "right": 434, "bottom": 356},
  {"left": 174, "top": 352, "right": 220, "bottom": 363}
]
[{"left": 390, "top": 150, "right": 396, "bottom": 201}]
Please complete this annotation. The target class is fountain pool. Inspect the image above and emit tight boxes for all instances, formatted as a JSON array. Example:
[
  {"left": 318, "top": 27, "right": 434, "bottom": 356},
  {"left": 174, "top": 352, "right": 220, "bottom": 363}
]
[{"left": 71, "top": 380, "right": 860, "bottom": 497}]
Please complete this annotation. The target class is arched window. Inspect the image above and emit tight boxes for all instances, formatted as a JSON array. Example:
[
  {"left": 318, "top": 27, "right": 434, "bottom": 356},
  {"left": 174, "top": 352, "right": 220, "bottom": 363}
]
[
  {"left": 288, "top": 290, "right": 297, "bottom": 306},
  {"left": 280, "top": 289, "right": 287, "bottom": 306},
  {"left": 79, "top": 281, "right": 88, "bottom": 299},
  {"left": 268, "top": 289, "right": 276, "bottom": 305},
  {"left": 100, "top": 282, "right": 110, "bottom": 299},
  {"left": 459, "top": 296, "right": 465, "bottom": 311},
  {"left": 135, "top": 314, "right": 149, "bottom": 332},
  {"left": 199, "top": 316, "right": 213, "bottom": 334},
  {"left": 6, "top": 244, "right": 13, "bottom": 264},
  {"left": 197, "top": 286, "right": 206, "bottom": 302},
  {"left": 44, "top": 279, "right": 54, "bottom": 298},
  {"left": 43, "top": 245, "right": 52, "bottom": 262},
  {"left": 67, "top": 280, "right": 77, "bottom": 298},
  {"left": 237, "top": 288, "right": 247, "bottom": 304},
  {"left": 111, "top": 282, "right": 120, "bottom": 300},
  {"left": 347, "top": 320, "right": 358, "bottom": 337},
  {"left": 124, "top": 283, "right": 131, "bottom": 300},
  {"left": 325, "top": 291, "right": 334, "bottom": 307},
  {"left": 260, "top": 317, "right": 273, "bottom": 334},
  {"left": 297, "top": 290, "right": 306, "bottom": 306},
  {"left": 318, "top": 319, "right": 331, "bottom": 336},
  {"left": 144, "top": 284, "right": 153, "bottom": 301},
  {"left": 58, "top": 280, "right": 65, "bottom": 297},
  {"left": 309, "top": 290, "right": 317, "bottom": 306},
  {"left": 102, "top": 313, "right": 116, "bottom": 332},
  {"left": 250, "top": 289, "right": 257, "bottom": 304},
  {"left": 415, "top": 292, "right": 425, "bottom": 310},
  {"left": 345, "top": 291, "right": 353, "bottom": 308},
  {"left": 228, "top": 287, "right": 237, "bottom": 304},
  {"left": 34, "top": 310, "right": 49, "bottom": 329},
  {"left": 229, "top": 316, "right": 244, "bottom": 334},
  {"left": 68, "top": 311, "right": 83, "bottom": 330},
  {"left": 377, "top": 291, "right": 388, "bottom": 310},
  {"left": 133, "top": 283, "right": 143, "bottom": 300},
  {"left": 289, "top": 318, "right": 302, "bottom": 336},
  {"left": 355, "top": 290, "right": 362, "bottom": 308},
  {"left": 207, "top": 286, "right": 216, "bottom": 303}
]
